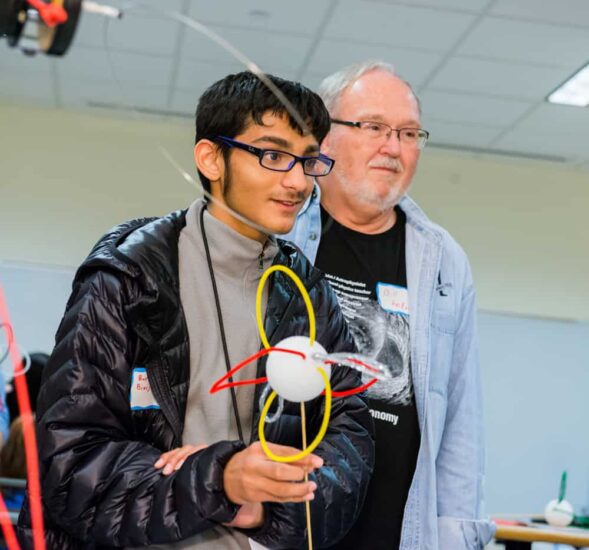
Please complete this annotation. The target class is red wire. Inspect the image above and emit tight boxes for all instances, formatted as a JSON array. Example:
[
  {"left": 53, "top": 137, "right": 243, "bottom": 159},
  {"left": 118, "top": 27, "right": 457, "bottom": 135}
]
[
  {"left": 0, "top": 287, "right": 45, "bottom": 550},
  {"left": 214, "top": 376, "right": 268, "bottom": 391},
  {"left": 323, "top": 358, "right": 380, "bottom": 397},
  {"left": 329, "top": 378, "right": 378, "bottom": 398},
  {"left": 0, "top": 492, "right": 20, "bottom": 550},
  {"left": 210, "top": 347, "right": 305, "bottom": 393},
  {"left": 211, "top": 349, "right": 383, "bottom": 399}
]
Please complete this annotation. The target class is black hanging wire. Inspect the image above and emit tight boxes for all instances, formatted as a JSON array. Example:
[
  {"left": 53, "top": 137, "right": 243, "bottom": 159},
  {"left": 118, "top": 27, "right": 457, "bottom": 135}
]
[{"left": 199, "top": 204, "right": 244, "bottom": 443}]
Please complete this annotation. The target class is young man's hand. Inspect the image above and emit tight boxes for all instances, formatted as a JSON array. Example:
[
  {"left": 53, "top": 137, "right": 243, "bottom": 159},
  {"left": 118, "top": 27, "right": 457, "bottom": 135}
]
[
  {"left": 224, "top": 502, "right": 265, "bottom": 529},
  {"left": 223, "top": 441, "right": 323, "bottom": 505},
  {"left": 154, "top": 444, "right": 263, "bottom": 529},
  {"left": 155, "top": 444, "right": 208, "bottom": 475}
]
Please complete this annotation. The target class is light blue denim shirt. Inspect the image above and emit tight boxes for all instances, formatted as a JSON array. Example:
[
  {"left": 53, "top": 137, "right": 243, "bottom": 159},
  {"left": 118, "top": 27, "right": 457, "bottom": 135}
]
[{"left": 281, "top": 184, "right": 496, "bottom": 550}]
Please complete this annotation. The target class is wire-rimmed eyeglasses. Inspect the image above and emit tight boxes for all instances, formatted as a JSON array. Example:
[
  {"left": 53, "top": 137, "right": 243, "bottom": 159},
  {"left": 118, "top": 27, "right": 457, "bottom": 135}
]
[
  {"left": 331, "top": 119, "right": 429, "bottom": 149},
  {"left": 214, "top": 136, "right": 335, "bottom": 177}
]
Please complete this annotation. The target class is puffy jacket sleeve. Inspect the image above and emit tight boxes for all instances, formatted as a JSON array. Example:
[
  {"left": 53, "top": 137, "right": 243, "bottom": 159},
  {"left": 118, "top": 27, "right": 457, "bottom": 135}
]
[
  {"left": 32, "top": 269, "right": 244, "bottom": 547},
  {"left": 252, "top": 278, "right": 375, "bottom": 549},
  {"left": 436, "top": 260, "right": 495, "bottom": 549}
]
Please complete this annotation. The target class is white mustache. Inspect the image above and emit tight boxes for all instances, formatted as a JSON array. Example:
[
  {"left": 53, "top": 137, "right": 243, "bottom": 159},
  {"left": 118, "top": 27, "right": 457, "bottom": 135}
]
[{"left": 368, "top": 158, "right": 404, "bottom": 173}]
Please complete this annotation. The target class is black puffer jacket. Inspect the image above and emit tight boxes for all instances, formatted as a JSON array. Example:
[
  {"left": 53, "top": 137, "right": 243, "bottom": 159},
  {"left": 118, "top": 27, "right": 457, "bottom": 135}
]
[{"left": 17, "top": 210, "right": 374, "bottom": 549}]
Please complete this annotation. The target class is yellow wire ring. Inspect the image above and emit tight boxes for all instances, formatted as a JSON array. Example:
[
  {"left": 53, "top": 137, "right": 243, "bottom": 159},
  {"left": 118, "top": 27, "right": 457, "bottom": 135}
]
[
  {"left": 256, "top": 265, "right": 316, "bottom": 349},
  {"left": 259, "top": 366, "right": 331, "bottom": 462}
]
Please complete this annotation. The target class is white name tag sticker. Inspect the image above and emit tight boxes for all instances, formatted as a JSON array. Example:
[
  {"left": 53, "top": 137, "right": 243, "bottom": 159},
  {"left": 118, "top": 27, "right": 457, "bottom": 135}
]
[
  {"left": 376, "top": 283, "right": 409, "bottom": 316},
  {"left": 130, "top": 367, "right": 160, "bottom": 410}
]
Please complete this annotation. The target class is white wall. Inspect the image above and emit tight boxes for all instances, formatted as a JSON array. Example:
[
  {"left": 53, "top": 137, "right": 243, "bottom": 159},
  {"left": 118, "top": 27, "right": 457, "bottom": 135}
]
[
  {"left": 412, "top": 153, "right": 589, "bottom": 323},
  {"left": 0, "top": 262, "right": 74, "bottom": 353},
  {"left": 2, "top": 102, "right": 587, "bottom": 321},
  {"left": 0, "top": 102, "right": 196, "bottom": 266},
  {"left": 480, "top": 312, "right": 589, "bottom": 515}
]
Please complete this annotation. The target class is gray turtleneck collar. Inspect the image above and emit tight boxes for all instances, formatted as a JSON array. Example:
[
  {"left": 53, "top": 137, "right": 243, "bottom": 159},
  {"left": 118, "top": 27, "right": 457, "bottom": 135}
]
[{"left": 183, "top": 200, "right": 279, "bottom": 280}]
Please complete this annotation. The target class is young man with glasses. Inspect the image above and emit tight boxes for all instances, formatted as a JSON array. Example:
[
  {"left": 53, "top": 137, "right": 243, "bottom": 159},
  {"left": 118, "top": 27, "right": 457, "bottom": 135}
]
[
  {"left": 284, "top": 61, "right": 495, "bottom": 549},
  {"left": 17, "top": 72, "right": 374, "bottom": 549}
]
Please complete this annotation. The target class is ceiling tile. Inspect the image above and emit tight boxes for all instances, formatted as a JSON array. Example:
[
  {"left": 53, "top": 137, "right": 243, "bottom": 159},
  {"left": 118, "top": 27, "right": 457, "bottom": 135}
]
[
  {"left": 115, "top": 0, "right": 185, "bottom": 11},
  {"left": 493, "top": 126, "right": 589, "bottom": 162},
  {"left": 457, "top": 17, "right": 589, "bottom": 69},
  {"left": 59, "top": 80, "right": 168, "bottom": 111},
  {"left": 74, "top": 11, "right": 180, "bottom": 56},
  {"left": 299, "top": 72, "right": 326, "bottom": 93},
  {"left": 169, "top": 89, "right": 204, "bottom": 116},
  {"left": 424, "top": 120, "right": 501, "bottom": 148},
  {"left": 420, "top": 90, "right": 532, "bottom": 127},
  {"left": 490, "top": 0, "right": 589, "bottom": 28},
  {"left": 508, "top": 102, "right": 589, "bottom": 135},
  {"left": 323, "top": 1, "right": 477, "bottom": 51},
  {"left": 174, "top": 59, "right": 244, "bottom": 93},
  {"left": 93, "top": 0, "right": 184, "bottom": 10},
  {"left": 3, "top": 0, "right": 588, "bottom": 172},
  {"left": 174, "top": 60, "right": 296, "bottom": 99},
  {"left": 429, "top": 57, "right": 568, "bottom": 101},
  {"left": 362, "top": 0, "right": 489, "bottom": 12},
  {"left": 56, "top": 47, "right": 173, "bottom": 87},
  {"left": 0, "top": 70, "right": 57, "bottom": 106},
  {"left": 186, "top": 0, "right": 332, "bottom": 35},
  {"left": 0, "top": 47, "right": 53, "bottom": 74},
  {"left": 180, "top": 26, "right": 314, "bottom": 74},
  {"left": 304, "top": 42, "right": 442, "bottom": 87}
]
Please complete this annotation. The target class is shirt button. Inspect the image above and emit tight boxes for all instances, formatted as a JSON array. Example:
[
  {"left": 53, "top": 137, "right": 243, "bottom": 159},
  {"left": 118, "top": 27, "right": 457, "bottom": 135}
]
[{"left": 309, "top": 232, "right": 318, "bottom": 241}]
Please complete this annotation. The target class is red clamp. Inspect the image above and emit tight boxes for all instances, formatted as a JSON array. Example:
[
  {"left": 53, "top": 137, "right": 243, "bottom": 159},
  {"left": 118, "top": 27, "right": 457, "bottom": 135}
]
[{"left": 26, "top": 0, "right": 69, "bottom": 27}]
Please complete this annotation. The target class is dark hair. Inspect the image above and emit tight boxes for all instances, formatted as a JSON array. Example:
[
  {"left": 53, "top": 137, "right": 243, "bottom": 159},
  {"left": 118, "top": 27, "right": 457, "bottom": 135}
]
[
  {"left": 0, "top": 416, "right": 26, "bottom": 479},
  {"left": 195, "top": 71, "right": 331, "bottom": 194},
  {"left": 6, "top": 352, "right": 47, "bottom": 420}
]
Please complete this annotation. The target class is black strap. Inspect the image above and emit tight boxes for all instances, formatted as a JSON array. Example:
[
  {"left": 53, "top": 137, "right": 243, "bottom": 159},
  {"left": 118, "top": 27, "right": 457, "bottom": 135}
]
[{"left": 199, "top": 204, "right": 244, "bottom": 443}]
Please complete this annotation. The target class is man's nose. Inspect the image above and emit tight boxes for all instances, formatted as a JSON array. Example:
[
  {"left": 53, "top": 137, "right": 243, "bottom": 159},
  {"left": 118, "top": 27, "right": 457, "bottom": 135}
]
[
  {"left": 379, "top": 130, "right": 402, "bottom": 156},
  {"left": 282, "top": 161, "right": 309, "bottom": 191}
]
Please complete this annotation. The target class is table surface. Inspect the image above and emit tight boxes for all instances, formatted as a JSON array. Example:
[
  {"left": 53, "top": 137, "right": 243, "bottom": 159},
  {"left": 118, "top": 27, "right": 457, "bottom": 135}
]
[{"left": 495, "top": 523, "right": 589, "bottom": 546}]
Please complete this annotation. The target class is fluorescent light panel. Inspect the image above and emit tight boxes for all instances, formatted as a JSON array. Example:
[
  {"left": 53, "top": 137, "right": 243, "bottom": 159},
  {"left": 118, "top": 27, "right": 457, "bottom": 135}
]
[{"left": 547, "top": 62, "right": 589, "bottom": 107}]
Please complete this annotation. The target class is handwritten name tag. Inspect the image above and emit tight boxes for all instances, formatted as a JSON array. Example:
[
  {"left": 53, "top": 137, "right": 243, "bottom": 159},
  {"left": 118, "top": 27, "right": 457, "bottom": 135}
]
[
  {"left": 130, "top": 367, "right": 160, "bottom": 410},
  {"left": 376, "top": 283, "right": 409, "bottom": 316}
]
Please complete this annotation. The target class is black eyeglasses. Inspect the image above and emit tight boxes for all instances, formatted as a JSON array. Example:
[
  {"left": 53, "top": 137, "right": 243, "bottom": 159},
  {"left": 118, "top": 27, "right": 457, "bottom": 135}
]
[
  {"left": 331, "top": 119, "right": 430, "bottom": 149},
  {"left": 214, "top": 136, "right": 335, "bottom": 177}
]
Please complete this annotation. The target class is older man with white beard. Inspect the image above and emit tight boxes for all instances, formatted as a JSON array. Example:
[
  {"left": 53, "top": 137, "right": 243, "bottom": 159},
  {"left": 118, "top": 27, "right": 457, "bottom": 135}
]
[{"left": 283, "top": 61, "right": 495, "bottom": 550}]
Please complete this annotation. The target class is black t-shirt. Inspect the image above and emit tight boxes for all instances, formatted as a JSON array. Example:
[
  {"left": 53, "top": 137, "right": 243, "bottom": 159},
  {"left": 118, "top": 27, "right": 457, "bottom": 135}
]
[{"left": 316, "top": 206, "right": 421, "bottom": 550}]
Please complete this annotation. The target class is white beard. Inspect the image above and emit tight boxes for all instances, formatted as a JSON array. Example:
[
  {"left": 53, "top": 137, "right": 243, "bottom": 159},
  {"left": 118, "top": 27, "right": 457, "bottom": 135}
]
[{"left": 336, "top": 165, "right": 405, "bottom": 212}]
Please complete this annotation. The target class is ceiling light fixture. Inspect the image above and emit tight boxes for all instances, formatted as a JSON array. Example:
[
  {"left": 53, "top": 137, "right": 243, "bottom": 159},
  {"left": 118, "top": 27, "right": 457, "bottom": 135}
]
[{"left": 547, "top": 62, "right": 589, "bottom": 107}]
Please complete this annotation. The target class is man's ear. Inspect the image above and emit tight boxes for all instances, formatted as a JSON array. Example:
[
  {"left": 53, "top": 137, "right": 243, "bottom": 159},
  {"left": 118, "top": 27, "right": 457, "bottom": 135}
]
[
  {"left": 320, "top": 131, "right": 332, "bottom": 156},
  {"left": 194, "top": 139, "right": 224, "bottom": 184}
]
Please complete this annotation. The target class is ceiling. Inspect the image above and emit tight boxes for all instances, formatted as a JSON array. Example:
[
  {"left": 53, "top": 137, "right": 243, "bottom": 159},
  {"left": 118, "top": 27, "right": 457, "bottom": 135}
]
[{"left": 2, "top": 0, "right": 589, "bottom": 168}]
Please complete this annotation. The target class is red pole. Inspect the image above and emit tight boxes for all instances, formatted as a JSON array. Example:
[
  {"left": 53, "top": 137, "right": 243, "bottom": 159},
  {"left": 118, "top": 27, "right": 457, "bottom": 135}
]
[{"left": 0, "top": 287, "right": 45, "bottom": 550}]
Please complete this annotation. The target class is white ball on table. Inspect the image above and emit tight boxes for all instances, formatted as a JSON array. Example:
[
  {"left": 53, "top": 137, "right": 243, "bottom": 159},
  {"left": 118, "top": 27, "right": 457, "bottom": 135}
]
[
  {"left": 266, "top": 336, "right": 330, "bottom": 402},
  {"left": 544, "top": 498, "right": 574, "bottom": 527}
]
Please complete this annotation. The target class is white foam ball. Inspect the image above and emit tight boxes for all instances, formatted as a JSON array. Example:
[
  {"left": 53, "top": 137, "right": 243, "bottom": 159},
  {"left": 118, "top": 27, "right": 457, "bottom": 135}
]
[
  {"left": 544, "top": 498, "right": 574, "bottom": 527},
  {"left": 266, "top": 336, "right": 330, "bottom": 402}
]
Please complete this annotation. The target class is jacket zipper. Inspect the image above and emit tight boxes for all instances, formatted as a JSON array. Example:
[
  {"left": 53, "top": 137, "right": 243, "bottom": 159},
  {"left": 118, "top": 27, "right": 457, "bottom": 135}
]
[
  {"left": 258, "top": 240, "right": 269, "bottom": 270},
  {"left": 147, "top": 350, "right": 183, "bottom": 447}
]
